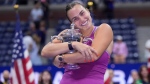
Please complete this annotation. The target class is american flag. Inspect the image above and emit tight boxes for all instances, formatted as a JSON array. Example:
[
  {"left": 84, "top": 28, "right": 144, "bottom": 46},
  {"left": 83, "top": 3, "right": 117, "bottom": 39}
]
[{"left": 10, "top": 13, "right": 35, "bottom": 84}]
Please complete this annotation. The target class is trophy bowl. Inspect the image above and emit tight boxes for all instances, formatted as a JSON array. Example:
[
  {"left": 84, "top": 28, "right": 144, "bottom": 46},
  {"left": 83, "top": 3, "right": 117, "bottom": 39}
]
[
  {"left": 51, "top": 28, "right": 82, "bottom": 70},
  {"left": 60, "top": 29, "right": 82, "bottom": 42}
]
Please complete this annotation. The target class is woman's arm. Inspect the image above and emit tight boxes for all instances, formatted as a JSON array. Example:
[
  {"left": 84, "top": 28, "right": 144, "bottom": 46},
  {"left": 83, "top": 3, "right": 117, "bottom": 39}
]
[
  {"left": 63, "top": 52, "right": 97, "bottom": 63},
  {"left": 92, "top": 23, "right": 113, "bottom": 58},
  {"left": 106, "top": 40, "right": 114, "bottom": 55},
  {"left": 54, "top": 23, "right": 113, "bottom": 64},
  {"left": 64, "top": 23, "right": 113, "bottom": 63},
  {"left": 41, "top": 29, "right": 70, "bottom": 57},
  {"left": 41, "top": 29, "right": 97, "bottom": 58},
  {"left": 53, "top": 51, "right": 97, "bottom": 68},
  {"left": 41, "top": 42, "right": 71, "bottom": 57}
]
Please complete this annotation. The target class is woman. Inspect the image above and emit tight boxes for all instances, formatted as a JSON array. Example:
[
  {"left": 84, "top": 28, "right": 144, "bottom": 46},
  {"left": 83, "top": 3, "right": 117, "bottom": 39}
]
[
  {"left": 38, "top": 70, "right": 53, "bottom": 84},
  {"left": 41, "top": 1, "right": 113, "bottom": 84},
  {"left": 130, "top": 69, "right": 140, "bottom": 84},
  {"left": 138, "top": 65, "right": 150, "bottom": 84},
  {"left": 113, "top": 35, "right": 128, "bottom": 64}
]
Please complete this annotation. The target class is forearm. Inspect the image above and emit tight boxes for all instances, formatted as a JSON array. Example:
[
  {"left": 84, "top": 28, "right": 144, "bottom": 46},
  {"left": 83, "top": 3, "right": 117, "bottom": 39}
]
[
  {"left": 41, "top": 42, "right": 70, "bottom": 57},
  {"left": 63, "top": 52, "right": 98, "bottom": 64}
]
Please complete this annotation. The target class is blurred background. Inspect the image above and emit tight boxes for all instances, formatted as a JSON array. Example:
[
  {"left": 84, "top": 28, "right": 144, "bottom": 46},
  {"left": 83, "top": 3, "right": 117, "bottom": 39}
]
[{"left": 0, "top": 0, "right": 150, "bottom": 84}]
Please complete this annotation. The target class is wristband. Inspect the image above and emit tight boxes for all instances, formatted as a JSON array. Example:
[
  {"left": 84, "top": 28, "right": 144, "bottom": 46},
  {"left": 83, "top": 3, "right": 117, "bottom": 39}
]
[{"left": 68, "top": 41, "right": 74, "bottom": 50}]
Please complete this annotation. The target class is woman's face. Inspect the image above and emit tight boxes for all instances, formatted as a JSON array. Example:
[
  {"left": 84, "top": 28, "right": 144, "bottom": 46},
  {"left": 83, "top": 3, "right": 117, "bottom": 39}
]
[
  {"left": 30, "top": 23, "right": 36, "bottom": 30},
  {"left": 141, "top": 67, "right": 149, "bottom": 78},
  {"left": 131, "top": 71, "right": 139, "bottom": 80},
  {"left": 42, "top": 71, "right": 51, "bottom": 82},
  {"left": 67, "top": 4, "right": 93, "bottom": 31}
]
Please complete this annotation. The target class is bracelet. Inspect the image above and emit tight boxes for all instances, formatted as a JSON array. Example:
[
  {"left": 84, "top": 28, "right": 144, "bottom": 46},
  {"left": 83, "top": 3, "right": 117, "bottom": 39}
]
[
  {"left": 68, "top": 41, "right": 74, "bottom": 50},
  {"left": 58, "top": 54, "right": 65, "bottom": 62},
  {"left": 58, "top": 54, "right": 66, "bottom": 67},
  {"left": 52, "top": 54, "right": 64, "bottom": 63}
]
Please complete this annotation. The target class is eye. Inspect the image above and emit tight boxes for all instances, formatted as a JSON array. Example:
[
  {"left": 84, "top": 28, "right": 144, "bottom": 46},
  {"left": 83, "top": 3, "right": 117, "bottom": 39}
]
[
  {"left": 73, "top": 18, "right": 79, "bottom": 22},
  {"left": 80, "top": 11, "right": 84, "bottom": 16}
]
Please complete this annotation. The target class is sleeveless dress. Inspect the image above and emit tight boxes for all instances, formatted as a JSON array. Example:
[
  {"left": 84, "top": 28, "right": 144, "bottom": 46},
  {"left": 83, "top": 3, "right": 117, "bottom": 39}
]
[{"left": 60, "top": 26, "right": 110, "bottom": 84}]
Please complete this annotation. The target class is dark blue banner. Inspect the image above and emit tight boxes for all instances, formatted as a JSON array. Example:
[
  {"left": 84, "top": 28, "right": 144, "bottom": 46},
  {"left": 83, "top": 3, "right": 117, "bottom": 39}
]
[
  {"left": 0, "top": 63, "right": 147, "bottom": 84},
  {"left": 107, "top": 63, "right": 146, "bottom": 84}
]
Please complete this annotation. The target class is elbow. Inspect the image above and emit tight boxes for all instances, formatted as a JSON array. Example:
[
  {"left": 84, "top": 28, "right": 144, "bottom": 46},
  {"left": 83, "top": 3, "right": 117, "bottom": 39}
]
[
  {"left": 85, "top": 56, "right": 99, "bottom": 63},
  {"left": 41, "top": 49, "right": 47, "bottom": 57},
  {"left": 41, "top": 47, "right": 52, "bottom": 57},
  {"left": 92, "top": 51, "right": 101, "bottom": 62},
  {"left": 87, "top": 54, "right": 99, "bottom": 63},
  {"left": 93, "top": 56, "right": 99, "bottom": 62}
]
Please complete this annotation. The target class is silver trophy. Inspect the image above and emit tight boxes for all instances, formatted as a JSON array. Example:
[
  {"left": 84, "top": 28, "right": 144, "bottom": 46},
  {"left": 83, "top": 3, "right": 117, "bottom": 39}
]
[{"left": 51, "top": 23, "right": 82, "bottom": 70}]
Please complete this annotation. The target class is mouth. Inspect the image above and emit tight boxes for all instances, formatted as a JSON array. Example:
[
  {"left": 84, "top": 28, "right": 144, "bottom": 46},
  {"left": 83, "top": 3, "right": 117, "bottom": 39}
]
[{"left": 81, "top": 20, "right": 88, "bottom": 26}]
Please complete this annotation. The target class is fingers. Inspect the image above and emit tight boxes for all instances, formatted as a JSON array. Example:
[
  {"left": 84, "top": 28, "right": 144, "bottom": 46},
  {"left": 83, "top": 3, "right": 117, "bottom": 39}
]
[
  {"left": 84, "top": 46, "right": 98, "bottom": 62},
  {"left": 81, "top": 50, "right": 91, "bottom": 62},
  {"left": 89, "top": 47, "right": 98, "bottom": 57},
  {"left": 88, "top": 48, "right": 93, "bottom": 56},
  {"left": 84, "top": 56, "right": 96, "bottom": 63},
  {"left": 74, "top": 42, "right": 98, "bottom": 62},
  {"left": 82, "top": 46, "right": 94, "bottom": 62},
  {"left": 58, "top": 62, "right": 65, "bottom": 68},
  {"left": 84, "top": 50, "right": 90, "bottom": 62},
  {"left": 81, "top": 51, "right": 86, "bottom": 57},
  {"left": 86, "top": 48, "right": 93, "bottom": 62}
]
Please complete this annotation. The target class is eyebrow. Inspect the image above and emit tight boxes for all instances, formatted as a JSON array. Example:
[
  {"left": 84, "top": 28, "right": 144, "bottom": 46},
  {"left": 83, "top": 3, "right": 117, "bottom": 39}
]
[{"left": 71, "top": 10, "right": 84, "bottom": 22}]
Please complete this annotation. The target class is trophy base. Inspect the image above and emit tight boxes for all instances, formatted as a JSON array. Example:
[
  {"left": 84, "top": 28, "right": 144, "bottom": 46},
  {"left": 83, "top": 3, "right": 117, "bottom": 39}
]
[{"left": 65, "top": 63, "right": 80, "bottom": 70}]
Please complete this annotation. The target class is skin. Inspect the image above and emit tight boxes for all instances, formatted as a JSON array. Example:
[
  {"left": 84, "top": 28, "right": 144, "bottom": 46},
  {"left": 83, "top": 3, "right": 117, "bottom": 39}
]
[
  {"left": 3, "top": 70, "right": 9, "bottom": 79},
  {"left": 141, "top": 67, "right": 149, "bottom": 78},
  {"left": 41, "top": 4, "right": 113, "bottom": 67},
  {"left": 42, "top": 71, "right": 51, "bottom": 84},
  {"left": 139, "top": 66, "right": 150, "bottom": 83},
  {"left": 3, "top": 70, "right": 10, "bottom": 83},
  {"left": 113, "top": 39, "right": 127, "bottom": 64},
  {"left": 131, "top": 70, "right": 139, "bottom": 81},
  {"left": 39, "top": 71, "right": 52, "bottom": 84},
  {"left": 108, "top": 69, "right": 114, "bottom": 84}
]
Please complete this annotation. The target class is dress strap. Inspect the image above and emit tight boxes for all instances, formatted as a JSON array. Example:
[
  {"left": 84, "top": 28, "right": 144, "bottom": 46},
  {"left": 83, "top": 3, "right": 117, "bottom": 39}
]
[{"left": 90, "top": 26, "right": 98, "bottom": 37}]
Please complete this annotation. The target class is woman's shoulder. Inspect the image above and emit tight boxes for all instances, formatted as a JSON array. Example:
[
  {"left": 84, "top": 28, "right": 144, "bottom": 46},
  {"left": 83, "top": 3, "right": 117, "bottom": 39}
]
[
  {"left": 98, "top": 23, "right": 111, "bottom": 29},
  {"left": 95, "top": 23, "right": 112, "bottom": 34}
]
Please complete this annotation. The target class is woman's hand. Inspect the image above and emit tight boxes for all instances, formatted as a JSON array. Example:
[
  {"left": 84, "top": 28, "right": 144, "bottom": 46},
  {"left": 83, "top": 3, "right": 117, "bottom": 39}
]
[
  {"left": 53, "top": 56, "right": 65, "bottom": 68},
  {"left": 51, "top": 29, "right": 69, "bottom": 43},
  {"left": 72, "top": 42, "right": 98, "bottom": 62}
]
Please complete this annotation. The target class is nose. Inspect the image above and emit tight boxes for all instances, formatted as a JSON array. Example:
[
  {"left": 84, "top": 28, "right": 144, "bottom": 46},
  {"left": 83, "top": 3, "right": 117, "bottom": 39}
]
[{"left": 79, "top": 16, "right": 85, "bottom": 22}]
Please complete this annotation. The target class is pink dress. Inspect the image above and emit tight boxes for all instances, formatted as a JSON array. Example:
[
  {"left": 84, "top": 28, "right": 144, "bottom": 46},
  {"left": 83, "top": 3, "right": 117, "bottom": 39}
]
[{"left": 60, "top": 27, "right": 110, "bottom": 84}]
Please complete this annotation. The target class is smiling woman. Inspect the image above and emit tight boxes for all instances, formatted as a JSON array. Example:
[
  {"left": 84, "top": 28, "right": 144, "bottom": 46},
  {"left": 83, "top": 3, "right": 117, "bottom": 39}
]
[
  {"left": 66, "top": 2, "right": 93, "bottom": 33},
  {"left": 41, "top": 1, "right": 113, "bottom": 84}
]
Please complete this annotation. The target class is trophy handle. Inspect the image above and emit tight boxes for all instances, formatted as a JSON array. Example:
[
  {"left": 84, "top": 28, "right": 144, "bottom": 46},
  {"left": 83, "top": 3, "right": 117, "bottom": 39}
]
[{"left": 51, "top": 35, "right": 63, "bottom": 41}]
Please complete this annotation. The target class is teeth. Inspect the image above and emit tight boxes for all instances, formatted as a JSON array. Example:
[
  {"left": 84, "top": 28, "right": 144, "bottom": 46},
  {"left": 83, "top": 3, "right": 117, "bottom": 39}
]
[{"left": 81, "top": 21, "right": 88, "bottom": 26}]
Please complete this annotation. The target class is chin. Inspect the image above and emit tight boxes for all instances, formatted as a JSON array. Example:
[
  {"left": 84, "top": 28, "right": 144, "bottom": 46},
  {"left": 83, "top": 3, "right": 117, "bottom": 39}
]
[
  {"left": 85, "top": 23, "right": 92, "bottom": 29},
  {"left": 81, "top": 26, "right": 89, "bottom": 31}
]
